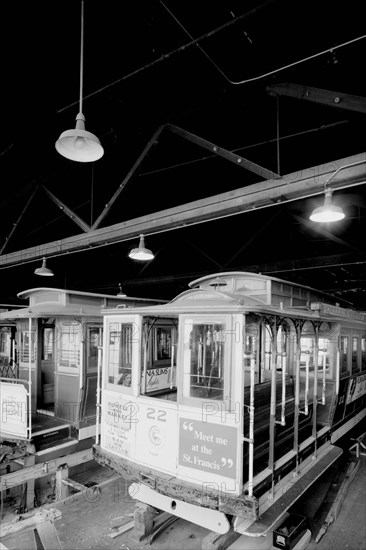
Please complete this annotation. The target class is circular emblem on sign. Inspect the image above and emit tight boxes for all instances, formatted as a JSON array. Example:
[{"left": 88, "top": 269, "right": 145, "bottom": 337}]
[{"left": 149, "top": 425, "right": 166, "bottom": 448}]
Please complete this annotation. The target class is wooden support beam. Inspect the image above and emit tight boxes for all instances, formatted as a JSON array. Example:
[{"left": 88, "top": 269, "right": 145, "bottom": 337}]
[
  {"left": 0, "top": 509, "right": 62, "bottom": 538},
  {"left": 0, "top": 449, "right": 93, "bottom": 490},
  {"left": 91, "top": 124, "right": 165, "bottom": 230},
  {"left": 24, "top": 454, "right": 36, "bottom": 511},
  {"left": 33, "top": 519, "right": 63, "bottom": 550},
  {"left": 0, "top": 186, "right": 39, "bottom": 255},
  {"left": 61, "top": 477, "right": 90, "bottom": 492},
  {"left": 0, "top": 153, "right": 365, "bottom": 267},
  {"left": 267, "top": 83, "right": 366, "bottom": 114},
  {"left": 42, "top": 187, "right": 90, "bottom": 232},
  {"left": 167, "top": 123, "right": 279, "bottom": 180},
  {"left": 55, "top": 466, "right": 69, "bottom": 501}
]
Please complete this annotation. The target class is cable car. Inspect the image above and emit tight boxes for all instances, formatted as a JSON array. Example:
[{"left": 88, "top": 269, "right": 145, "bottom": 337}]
[
  {"left": 0, "top": 287, "right": 164, "bottom": 454},
  {"left": 93, "top": 272, "right": 366, "bottom": 536}
]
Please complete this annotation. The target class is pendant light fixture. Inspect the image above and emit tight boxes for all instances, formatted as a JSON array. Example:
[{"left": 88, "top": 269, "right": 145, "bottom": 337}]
[
  {"left": 128, "top": 234, "right": 154, "bottom": 261},
  {"left": 34, "top": 257, "right": 54, "bottom": 277},
  {"left": 309, "top": 188, "right": 345, "bottom": 222},
  {"left": 55, "top": 1, "right": 104, "bottom": 162}
]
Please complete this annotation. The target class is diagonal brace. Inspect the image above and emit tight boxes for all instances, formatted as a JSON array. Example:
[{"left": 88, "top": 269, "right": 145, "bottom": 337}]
[
  {"left": 42, "top": 186, "right": 90, "bottom": 232},
  {"left": 166, "top": 123, "right": 279, "bottom": 180},
  {"left": 267, "top": 83, "right": 366, "bottom": 114},
  {"left": 91, "top": 124, "right": 166, "bottom": 230},
  {"left": 0, "top": 185, "right": 39, "bottom": 255}
]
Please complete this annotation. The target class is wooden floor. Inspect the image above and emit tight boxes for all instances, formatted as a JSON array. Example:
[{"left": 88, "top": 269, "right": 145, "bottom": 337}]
[{"left": 31, "top": 414, "right": 69, "bottom": 435}]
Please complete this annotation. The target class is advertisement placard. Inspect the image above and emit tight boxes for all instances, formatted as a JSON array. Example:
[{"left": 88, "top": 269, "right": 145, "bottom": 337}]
[
  {"left": 179, "top": 418, "right": 237, "bottom": 480},
  {"left": 0, "top": 382, "right": 27, "bottom": 438}
]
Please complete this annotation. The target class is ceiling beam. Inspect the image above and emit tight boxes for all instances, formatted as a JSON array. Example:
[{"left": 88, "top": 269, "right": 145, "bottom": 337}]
[
  {"left": 0, "top": 152, "right": 365, "bottom": 268},
  {"left": 267, "top": 83, "right": 366, "bottom": 113},
  {"left": 0, "top": 185, "right": 39, "bottom": 255},
  {"left": 167, "top": 124, "right": 279, "bottom": 180},
  {"left": 42, "top": 187, "right": 90, "bottom": 232},
  {"left": 91, "top": 123, "right": 279, "bottom": 231},
  {"left": 90, "top": 125, "right": 165, "bottom": 230}
]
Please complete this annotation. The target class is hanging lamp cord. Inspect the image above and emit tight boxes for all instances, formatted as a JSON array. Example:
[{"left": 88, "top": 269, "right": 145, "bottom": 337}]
[{"left": 79, "top": 0, "right": 84, "bottom": 114}]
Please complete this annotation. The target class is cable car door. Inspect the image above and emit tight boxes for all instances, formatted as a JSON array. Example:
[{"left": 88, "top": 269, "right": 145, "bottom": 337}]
[{"left": 81, "top": 324, "right": 103, "bottom": 420}]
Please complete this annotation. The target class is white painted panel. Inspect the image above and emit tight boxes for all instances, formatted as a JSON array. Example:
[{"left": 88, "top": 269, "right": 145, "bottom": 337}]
[
  {"left": 101, "top": 389, "right": 137, "bottom": 458},
  {"left": 133, "top": 400, "right": 178, "bottom": 474},
  {"left": 0, "top": 382, "right": 27, "bottom": 438}
]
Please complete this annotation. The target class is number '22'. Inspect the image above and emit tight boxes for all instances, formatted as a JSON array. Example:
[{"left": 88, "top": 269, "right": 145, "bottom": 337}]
[{"left": 147, "top": 408, "right": 167, "bottom": 422}]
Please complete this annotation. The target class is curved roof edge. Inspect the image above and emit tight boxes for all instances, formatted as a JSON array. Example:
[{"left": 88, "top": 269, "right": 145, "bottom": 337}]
[
  {"left": 188, "top": 271, "right": 353, "bottom": 307},
  {"left": 17, "top": 287, "right": 165, "bottom": 303}
]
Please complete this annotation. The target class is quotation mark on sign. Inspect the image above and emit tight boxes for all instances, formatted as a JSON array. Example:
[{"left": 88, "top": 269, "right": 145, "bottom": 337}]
[
  {"left": 183, "top": 421, "right": 194, "bottom": 431},
  {"left": 221, "top": 458, "right": 234, "bottom": 468}
]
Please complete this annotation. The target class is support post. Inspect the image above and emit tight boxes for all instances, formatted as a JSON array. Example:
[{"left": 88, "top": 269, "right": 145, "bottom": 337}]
[
  {"left": 269, "top": 320, "right": 278, "bottom": 500},
  {"left": 133, "top": 502, "right": 156, "bottom": 541},
  {"left": 294, "top": 323, "right": 301, "bottom": 474},
  {"left": 312, "top": 325, "right": 319, "bottom": 453},
  {"left": 55, "top": 466, "right": 69, "bottom": 501},
  {"left": 23, "top": 454, "right": 35, "bottom": 512}
]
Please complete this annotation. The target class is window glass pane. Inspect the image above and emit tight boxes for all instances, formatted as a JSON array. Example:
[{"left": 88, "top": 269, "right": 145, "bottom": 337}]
[
  {"left": 87, "top": 327, "right": 101, "bottom": 373},
  {"left": 340, "top": 336, "right": 349, "bottom": 375},
  {"left": 143, "top": 320, "right": 177, "bottom": 394},
  {"left": 276, "top": 325, "right": 288, "bottom": 372},
  {"left": 318, "top": 338, "right": 334, "bottom": 375},
  {"left": 184, "top": 322, "right": 225, "bottom": 400},
  {"left": 352, "top": 337, "right": 359, "bottom": 374},
  {"left": 362, "top": 337, "right": 366, "bottom": 372},
  {"left": 243, "top": 325, "right": 258, "bottom": 386},
  {"left": 20, "top": 331, "right": 36, "bottom": 363},
  {"left": 59, "top": 323, "right": 81, "bottom": 370},
  {"left": 108, "top": 323, "right": 133, "bottom": 386},
  {"left": 0, "top": 329, "right": 11, "bottom": 358},
  {"left": 263, "top": 324, "right": 272, "bottom": 372},
  {"left": 300, "top": 337, "right": 314, "bottom": 370},
  {"left": 155, "top": 327, "right": 171, "bottom": 361},
  {"left": 42, "top": 328, "right": 54, "bottom": 360}
]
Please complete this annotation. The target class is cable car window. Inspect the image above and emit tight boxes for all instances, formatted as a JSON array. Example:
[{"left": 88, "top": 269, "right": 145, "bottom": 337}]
[
  {"left": 362, "top": 337, "right": 366, "bottom": 372},
  {"left": 318, "top": 337, "right": 332, "bottom": 376},
  {"left": 19, "top": 331, "right": 36, "bottom": 363},
  {"left": 276, "top": 324, "right": 289, "bottom": 373},
  {"left": 58, "top": 322, "right": 81, "bottom": 371},
  {"left": 243, "top": 318, "right": 259, "bottom": 385},
  {"left": 340, "top": 335, "right": 349, "bottom": 376},
  {"left": 108, "top": 323, "right": 133, "bottom": 387},
  {"left": 0, "top": 329, "right": 12, "bottom": 362},
  {"left": 155, "top": 327, "right": 171, "bottom": 361},
  {"left": 184, "top": 322, "right": 225, "bottom": 400},
  {"left": 300, "top": 336, "right": 333, "bottom": 376},
  {"left": 87, "top": 326, "right": 102, "bottom": 373},
  {"left": 262, "top": 323, "right": 272, "bottom": 374},
  {"left": 352, "top": 336, "right": 360, "bottom": 374},
  {"left": 42, "top": 327, "right": 54, "bottom": 360},
  {"left": 300, "top": 337, "right": 314, "bottom": 370},
  {"left": 142, "top": 319, "right": 177, "bottom": 395}
]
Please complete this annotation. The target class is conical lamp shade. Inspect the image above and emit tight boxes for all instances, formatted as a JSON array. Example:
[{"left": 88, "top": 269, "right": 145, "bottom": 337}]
[
  {"left": 55, "top": 113, "right": 104, "bottom": 162},
  {"left": 128, "top": 235, "right": 154, "bottom": 261},
  {"left": 34, "top": 258, "right": 54, "bottom": 277},
  {"left": 310, "top": 189, "right": 345, "bottom": 222}
]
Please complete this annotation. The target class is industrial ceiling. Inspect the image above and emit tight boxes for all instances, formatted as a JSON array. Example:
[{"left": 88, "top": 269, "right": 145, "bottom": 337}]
[{"left": 1, "top": 0, "right": 365, "bottom": 308}]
